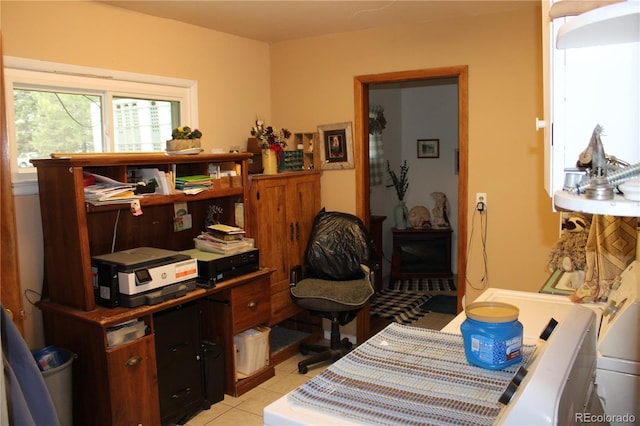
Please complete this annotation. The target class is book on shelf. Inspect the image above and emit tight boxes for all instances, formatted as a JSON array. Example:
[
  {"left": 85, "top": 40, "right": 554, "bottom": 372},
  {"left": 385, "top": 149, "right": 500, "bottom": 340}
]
[
  {"left": 175, "top": 175, "right": 212, "bottom": 190},
  {"left": 201, "top": 230, "right": 244, "bottom": 242},
  {"left": 207, "top": 223, "right": 245, "bottom": 234},
  {"left": 194, "top": 235, "right": 254, "bottom": 255}
]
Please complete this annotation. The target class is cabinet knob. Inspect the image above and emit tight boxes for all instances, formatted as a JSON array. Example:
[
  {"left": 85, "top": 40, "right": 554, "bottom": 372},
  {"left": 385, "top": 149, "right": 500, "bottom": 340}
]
[
  {"left": 247, "top": 301, "right": 258, "bottom": 309},
  {"left": 125, "top": 355, "right": 142, "bottom": 367},
  {"left": 290, "top": 223, "right": 294, "bottom": 241}
]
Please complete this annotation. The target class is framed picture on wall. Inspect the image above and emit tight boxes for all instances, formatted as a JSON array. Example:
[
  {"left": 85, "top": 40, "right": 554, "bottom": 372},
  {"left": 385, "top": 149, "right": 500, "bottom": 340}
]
[
  {"left": 318, "top": 122, "right": 354, "bottom": 170},
  {"left": 417, "top": 139, "right": 439, "bottom": 158}
]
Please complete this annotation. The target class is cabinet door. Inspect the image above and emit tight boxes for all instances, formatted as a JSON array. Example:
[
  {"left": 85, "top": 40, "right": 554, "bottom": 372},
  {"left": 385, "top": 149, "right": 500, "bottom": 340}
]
[
  {"left": 249, "top": 178, "right": 290, "bottom": 286},
  {"left": 106, "top": 336, "right": 161, "bottom": 425},
  {"left": 285, "top": 174, "right": 321, "bottom": 263},
  {"left": 249, "top": 173, "right": 321, "bottom": 324}
]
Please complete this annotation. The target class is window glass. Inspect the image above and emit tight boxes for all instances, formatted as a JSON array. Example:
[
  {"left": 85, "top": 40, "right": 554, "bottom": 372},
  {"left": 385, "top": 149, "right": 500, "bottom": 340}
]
[
  {"left": 14, "top": 89, "right": 103, "bottom": 163},
  {"left": 5, "top": 57, "right": 197, "bottom": 181},
  {"left": 113, "top": 97, "right": 178, "bottom": 152}
]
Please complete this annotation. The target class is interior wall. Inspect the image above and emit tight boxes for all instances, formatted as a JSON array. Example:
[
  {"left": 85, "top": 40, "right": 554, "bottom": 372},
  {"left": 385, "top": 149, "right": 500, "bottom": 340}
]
[{"left": 270, "top": 4, "right": 559, "bottom": 304}]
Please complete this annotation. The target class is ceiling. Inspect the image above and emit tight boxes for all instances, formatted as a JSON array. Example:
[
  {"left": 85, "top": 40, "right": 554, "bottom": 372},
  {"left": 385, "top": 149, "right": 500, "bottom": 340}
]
[{"left": 98, "top": 1, "right": 536, "bottom": 43}]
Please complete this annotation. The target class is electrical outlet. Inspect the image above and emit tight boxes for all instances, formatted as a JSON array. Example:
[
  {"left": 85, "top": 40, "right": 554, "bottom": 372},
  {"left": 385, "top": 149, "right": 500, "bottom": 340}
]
[{"left": 476, "top": 193, "right": 487, "bottom": 211}]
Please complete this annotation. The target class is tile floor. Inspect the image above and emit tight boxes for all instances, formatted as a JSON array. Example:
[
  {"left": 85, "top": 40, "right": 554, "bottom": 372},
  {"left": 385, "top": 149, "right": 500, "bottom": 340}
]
[{"left": 185, "top": 313, "right": 454, "bottom": 426}]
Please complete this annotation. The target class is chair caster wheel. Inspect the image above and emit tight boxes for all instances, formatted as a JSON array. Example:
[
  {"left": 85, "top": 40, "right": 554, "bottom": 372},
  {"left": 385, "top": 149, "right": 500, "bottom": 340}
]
[
  {"left": 341, "top": 338, "right": 353, "bottom": 349},
  {"left": 299, "top": 344, "right": 309, "bottom": 355},
  {"left": 298, "top": 363, "right": 308, "bottom": 374}
]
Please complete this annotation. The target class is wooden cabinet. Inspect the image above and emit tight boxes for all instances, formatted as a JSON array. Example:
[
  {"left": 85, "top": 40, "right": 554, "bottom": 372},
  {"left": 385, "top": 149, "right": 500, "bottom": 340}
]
[
  {"left": 105, "top": 333, "right": 160, "bottom": 424},
  {"left": 32, "top": 153, "right": 276, "bottom": 424},
  {"left": 248, "top": 171, "right": 321, "bottom": 325},
  {"left": 201, "top": 273, "right": 273, "bottom": 396},
  {"left": 390, "top": 228, "right": 453, "bottom": 280}
]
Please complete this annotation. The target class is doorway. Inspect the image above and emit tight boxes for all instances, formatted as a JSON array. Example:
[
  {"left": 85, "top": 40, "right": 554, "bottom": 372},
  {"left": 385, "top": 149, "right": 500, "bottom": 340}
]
[{"left": 354, "top": 66, "right": 469, "bottom": 314}]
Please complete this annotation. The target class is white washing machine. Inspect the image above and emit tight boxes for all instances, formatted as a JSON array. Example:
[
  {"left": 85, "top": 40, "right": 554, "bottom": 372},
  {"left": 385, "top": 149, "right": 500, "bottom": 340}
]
[
  {"left": 445, "top": 260, "right": 639, "bottom": 425},
  {"left": 595, "top": 260, "right": 639, "bottom": 424}
]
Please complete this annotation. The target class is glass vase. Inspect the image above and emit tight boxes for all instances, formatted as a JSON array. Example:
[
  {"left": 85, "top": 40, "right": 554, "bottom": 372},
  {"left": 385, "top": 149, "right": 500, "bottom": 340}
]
[
  {"left": 262, "top": 148, "right": 278, "bottom": 175},
  {"left": 394, "top": 200, "right": 408, "bottom": 229}
]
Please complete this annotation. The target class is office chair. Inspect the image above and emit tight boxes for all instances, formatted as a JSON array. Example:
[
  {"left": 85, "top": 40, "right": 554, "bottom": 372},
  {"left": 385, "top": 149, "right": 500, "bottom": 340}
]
[{"left": 290, "top": 211, "right": 377, "bottom": 374}]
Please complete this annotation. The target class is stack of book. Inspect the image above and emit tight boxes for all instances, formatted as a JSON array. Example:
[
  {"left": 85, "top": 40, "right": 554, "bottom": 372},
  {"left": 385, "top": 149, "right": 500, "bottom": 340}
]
[
  {"left": 194, "top": 223, "right": 254, "bottom": 255},
  {"left": 175, "top": 175, "right": 212, "bottom": 191}
]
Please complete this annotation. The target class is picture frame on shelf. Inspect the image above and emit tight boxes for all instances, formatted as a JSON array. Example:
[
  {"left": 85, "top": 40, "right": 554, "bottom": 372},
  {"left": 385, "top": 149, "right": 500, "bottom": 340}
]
[
  {"left": 318, "top": 122, "right": 354, "bottom": 170},
  {"left": 417, "top": 139, "right": 439, "bottom": 159}
]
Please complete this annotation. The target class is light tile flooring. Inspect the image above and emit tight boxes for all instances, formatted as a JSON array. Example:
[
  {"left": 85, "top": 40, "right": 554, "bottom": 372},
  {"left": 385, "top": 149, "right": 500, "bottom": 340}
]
[{"left": 185, "top": 313, "right": 454, "bottom": 426}]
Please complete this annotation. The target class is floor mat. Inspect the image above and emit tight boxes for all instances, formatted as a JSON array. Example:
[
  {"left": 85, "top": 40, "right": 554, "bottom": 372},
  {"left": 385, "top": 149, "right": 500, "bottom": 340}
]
[
  {"left": 370, "top": 290, "right": 431, "bottom": 324},
  {"left": 270, "top": 326, "right": 310, "bottom": 354},
  {"left": 420, "top": 294, "right": 457, "bottom": 315},
  {"left": 387, "top": 276, "right": 457, "bottom": 293}
]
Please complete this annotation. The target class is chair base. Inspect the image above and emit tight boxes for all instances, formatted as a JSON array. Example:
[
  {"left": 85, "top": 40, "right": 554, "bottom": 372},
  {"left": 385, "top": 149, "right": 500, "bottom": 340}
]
[{"left": 297, "top": 317, "right": 353, "bottom": 374}]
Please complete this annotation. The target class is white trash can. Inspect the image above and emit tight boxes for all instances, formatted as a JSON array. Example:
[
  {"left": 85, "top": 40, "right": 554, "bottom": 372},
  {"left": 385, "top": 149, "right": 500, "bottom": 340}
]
[{"left": 41, "top": 348, "right": 75, "bottom": 426}]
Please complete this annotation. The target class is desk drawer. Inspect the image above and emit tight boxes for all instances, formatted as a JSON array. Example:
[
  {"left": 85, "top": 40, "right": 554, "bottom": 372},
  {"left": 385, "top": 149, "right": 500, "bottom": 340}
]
[{"left": 231, "top": 278, "right": 270, "bottom": 333}]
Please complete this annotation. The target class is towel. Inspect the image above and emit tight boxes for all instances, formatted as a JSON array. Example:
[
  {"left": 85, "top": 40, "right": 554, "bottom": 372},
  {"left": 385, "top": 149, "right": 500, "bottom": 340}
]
[
  {"left": 571, "top": 216, "right": 638, "bottom": 303},
  {"left": 1, "top": 305, "right": 60, "bottom": 425}
]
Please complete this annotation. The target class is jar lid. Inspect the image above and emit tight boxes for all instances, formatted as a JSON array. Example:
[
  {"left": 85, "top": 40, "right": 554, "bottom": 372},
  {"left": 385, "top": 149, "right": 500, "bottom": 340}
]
[{"left": 465, "top": 301, "right": 519, "bottom": 323}]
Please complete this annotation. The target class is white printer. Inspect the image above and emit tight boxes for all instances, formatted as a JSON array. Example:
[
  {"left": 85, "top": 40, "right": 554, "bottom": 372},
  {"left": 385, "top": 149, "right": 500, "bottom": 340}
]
[{"left": 92, "top": 247, "right": 198, "bottom": 308}]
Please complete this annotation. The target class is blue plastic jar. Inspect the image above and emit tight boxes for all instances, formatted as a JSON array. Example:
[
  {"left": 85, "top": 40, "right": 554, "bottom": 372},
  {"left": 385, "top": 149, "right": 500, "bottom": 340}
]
[{"left": 461, "top": 301, "right": 523, "bottom": 370}]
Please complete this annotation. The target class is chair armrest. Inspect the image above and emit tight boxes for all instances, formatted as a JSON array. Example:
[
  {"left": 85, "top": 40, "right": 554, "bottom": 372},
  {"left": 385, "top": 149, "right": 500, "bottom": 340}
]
[
  {"left": 360, "top": 264, "right": 375, "bottom": 291},
  {"left": 290, "top": 265, "right": 303, "bottom": 287}
]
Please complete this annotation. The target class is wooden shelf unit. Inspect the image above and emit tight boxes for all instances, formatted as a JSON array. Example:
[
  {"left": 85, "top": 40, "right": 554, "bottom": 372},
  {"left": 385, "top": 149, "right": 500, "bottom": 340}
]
[{"left": 32, "top": 153, "right": 277, "bottom": 425}]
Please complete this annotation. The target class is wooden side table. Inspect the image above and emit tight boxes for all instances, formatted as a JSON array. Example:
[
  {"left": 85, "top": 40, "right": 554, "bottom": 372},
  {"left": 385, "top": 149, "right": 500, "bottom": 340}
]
[{"left": 390, "top": 227, "right": 453, "bottom": 280}]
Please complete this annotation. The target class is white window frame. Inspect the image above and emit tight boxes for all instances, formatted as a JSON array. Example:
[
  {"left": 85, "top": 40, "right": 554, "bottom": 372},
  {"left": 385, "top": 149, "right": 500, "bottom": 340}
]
[{"left": 5, "top": 57, "right": 198, "bottom": 195}]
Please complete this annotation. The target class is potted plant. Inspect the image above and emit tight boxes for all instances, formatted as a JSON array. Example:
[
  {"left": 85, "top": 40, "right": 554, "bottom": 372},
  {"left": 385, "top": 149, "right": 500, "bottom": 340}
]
[
  {"left": 166, "top": 126, "right": 203, "bottom": 152},
  {"left": 250, "top": 119, "right": 291, "bottom": 174},
  {"left": 386, "top": 160, "right": 410, "bottom": 229}
]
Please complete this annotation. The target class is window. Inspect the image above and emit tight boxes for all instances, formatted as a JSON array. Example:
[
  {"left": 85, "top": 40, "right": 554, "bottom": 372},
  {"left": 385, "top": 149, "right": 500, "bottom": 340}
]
[{"left": 5, "top": 57, "right": 198, "bottom": 185}]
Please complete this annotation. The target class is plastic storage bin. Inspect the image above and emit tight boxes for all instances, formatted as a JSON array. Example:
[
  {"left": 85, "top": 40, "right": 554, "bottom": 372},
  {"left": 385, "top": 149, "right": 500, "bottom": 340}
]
[{"left": 234, "top": 326, "right": 270, "bottom": 377}]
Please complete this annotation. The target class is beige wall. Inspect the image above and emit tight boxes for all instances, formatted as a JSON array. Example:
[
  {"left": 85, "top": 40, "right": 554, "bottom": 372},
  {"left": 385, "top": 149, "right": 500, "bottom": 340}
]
[
  {"left": 2, "top": 1, "right": 560, "bottom": 347},
  {"left": 270, "top": 5, "right": 559, "bottom": 302}
]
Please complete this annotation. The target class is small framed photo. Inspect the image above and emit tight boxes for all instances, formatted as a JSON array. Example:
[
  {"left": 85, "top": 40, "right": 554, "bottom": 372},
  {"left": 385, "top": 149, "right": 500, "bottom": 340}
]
[
  {"left": 417, "top": 139, "right": 439, "bottom": 159},
  {"left": 318, "top": 122, "right": 354, "bottom": 170}
]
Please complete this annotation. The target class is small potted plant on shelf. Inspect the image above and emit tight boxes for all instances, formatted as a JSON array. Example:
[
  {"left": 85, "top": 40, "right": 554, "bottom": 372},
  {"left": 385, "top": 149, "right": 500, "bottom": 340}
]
[{"left": 166, "top": 126, "right": 203, "bottom": 152}]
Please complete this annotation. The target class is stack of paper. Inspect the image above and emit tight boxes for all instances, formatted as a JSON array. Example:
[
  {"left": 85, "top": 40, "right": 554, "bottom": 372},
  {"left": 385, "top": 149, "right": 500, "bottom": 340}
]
[
  {"left": 133, "top": 168, "right": 174, "bottom": 195},
  {"left": 84, "top": 172, "right": 142, "bottom": 205},
  {"left": 194, "top": 224, "right": 253, "bottom": 254}
]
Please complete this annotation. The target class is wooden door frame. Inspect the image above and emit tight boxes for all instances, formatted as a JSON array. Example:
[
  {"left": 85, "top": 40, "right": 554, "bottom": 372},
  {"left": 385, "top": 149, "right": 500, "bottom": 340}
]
[
  {"left": 1, "top": 31, "right": 26, "bottom": 333},
  {"left": 354, "top": 66, "right": 469, "bottom": 327}
]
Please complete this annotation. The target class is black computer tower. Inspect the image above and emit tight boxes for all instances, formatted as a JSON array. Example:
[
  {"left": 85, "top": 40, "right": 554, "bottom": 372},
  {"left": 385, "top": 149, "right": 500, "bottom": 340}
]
[
  {"left": 154, "top": 302, "right": 204, "bottom": 425},
  {"left": 201, "top": 340, "right": 225, "bottom": 407}
]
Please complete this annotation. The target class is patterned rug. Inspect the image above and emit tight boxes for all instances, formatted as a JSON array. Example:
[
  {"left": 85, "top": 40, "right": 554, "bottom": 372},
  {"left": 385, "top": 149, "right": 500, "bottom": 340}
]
[
  {"left": 386, "top": 276, "right": 457, "bottom": 293},
  {"left": 370, "top": 290, "right": 431, "bottom": 324},
  {"left": 371, "top": 278, "right": 457, "bottom": 324}
]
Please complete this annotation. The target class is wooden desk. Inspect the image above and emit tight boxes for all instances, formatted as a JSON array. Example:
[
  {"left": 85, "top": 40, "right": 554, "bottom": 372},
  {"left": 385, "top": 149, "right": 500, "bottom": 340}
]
[{"left": 390, "top": 228, "right": 453, "bottom": 280}]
